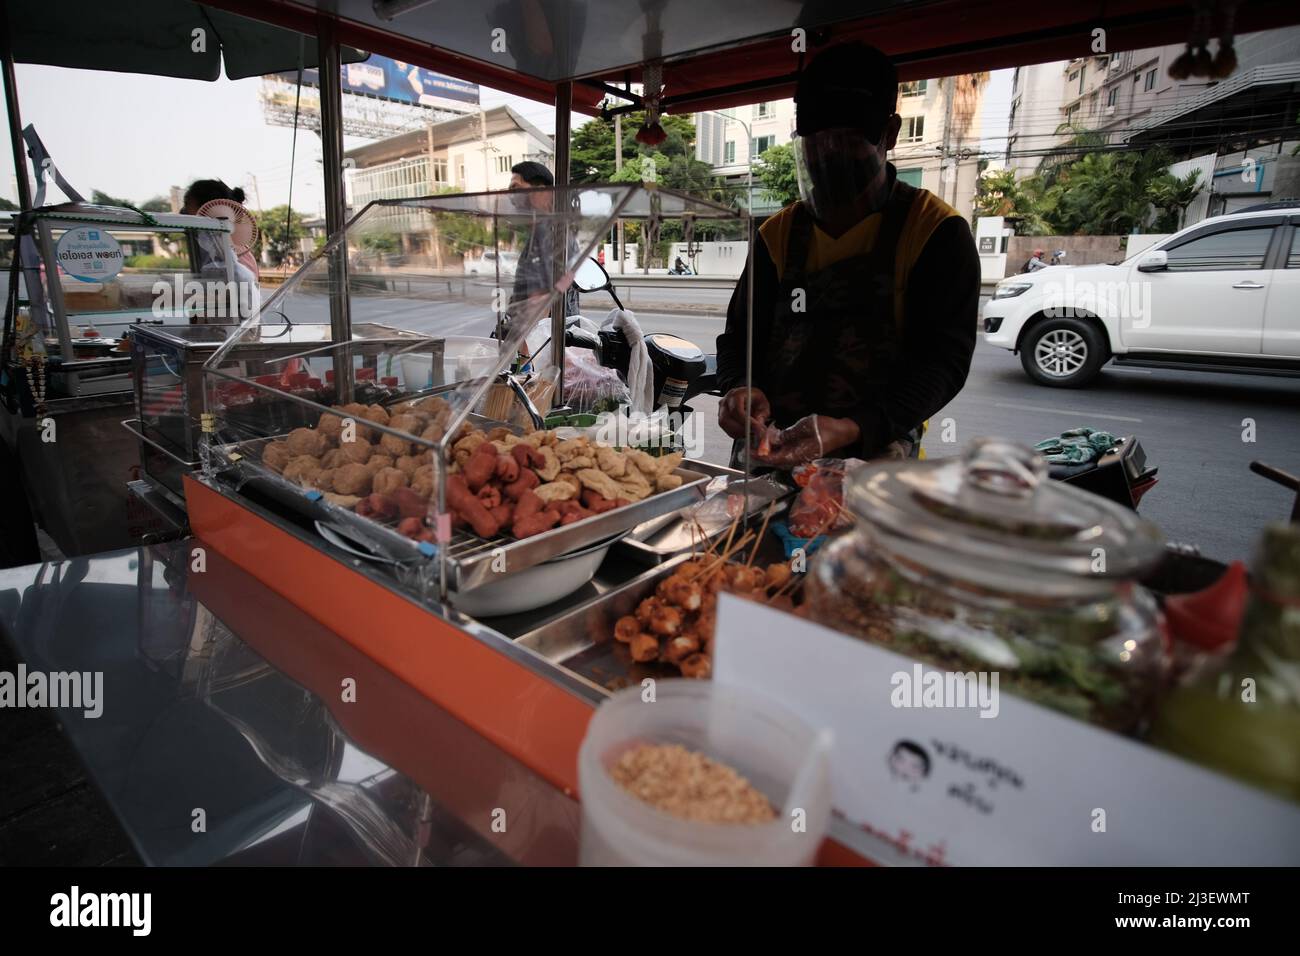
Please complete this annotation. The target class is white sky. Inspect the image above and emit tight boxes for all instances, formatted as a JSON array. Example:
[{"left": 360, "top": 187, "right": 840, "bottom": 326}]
[{"left": 2, "top": 63, "right": 1015, "bottom": 213}]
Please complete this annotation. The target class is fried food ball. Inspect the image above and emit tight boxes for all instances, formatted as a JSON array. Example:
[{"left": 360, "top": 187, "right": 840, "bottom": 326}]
[
  {"left": 317, "top": 409, "right": 345, "bottom": 439},
  {"left": 286, "top": 427, "right": 330, "bottom": 458},
  {"left": 362, "top": 404, "right": 389, "bottom": 426},
  {"left": 314, "top": 468, "right": 337, "bottom": 492},
  {"left": 420, "top": 421, "right": 444, "bottom": 444},
  {"left": 379, "top": 432, "right": 411, "bottom": 458},
  {"left": 414, "top": 395, "right": 450, "bottom": 417},
  {"left": 262, "top": 440, "right": 292, "bottom": 473},
  {"left": 410, "top": 465, "right": 437, "bottom": 499},
  {"left": 679, "top": 653, "right": 712, "bottom": 679},
  {"left": 728, "top": 565, "right": 766, "bottom": 592},
  {"left": 389, "top": 414, "right": 420, "bottom": 434},
  {"left": 614, "top": 616, "right": 641, "bottom": 644},
  {"left": 332, "top": 462, "right": 373, "bottom": 496},
  {"left": 630, "top": 633, "right": 661, "bottom": 663},
  {"left": 395, "top": 455, "right": 422, "bottom": 477},
  {"left": 338, "top": 436, "right": 373, "bottom": 464},
  {"left": 282, "top": 455, "right": 322, "bottom": 486},
  {"left": 371, "top": 466, "right": 408, "bottom": 495},
  {"left": 364, "top": 453, "right": 395, "bottom": 475},
  {"left": 320, "top": 448, "right": 347, "bottom": 470}
]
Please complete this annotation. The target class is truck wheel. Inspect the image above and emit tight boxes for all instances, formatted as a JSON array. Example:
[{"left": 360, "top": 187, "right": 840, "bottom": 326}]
[{"left": 1020, "top": 318, "right": 1107, "bottom": 388}]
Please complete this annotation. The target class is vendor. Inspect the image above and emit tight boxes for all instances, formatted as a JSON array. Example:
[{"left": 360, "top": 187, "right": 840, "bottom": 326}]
[{"left": 715, "top": 43, "right": 978, "bottom": 466}]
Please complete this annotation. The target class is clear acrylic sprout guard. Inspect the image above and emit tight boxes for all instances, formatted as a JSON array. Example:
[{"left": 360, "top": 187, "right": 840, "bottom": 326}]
[{"left": 200, "top": 184, "right": 745, "bottom": 604}]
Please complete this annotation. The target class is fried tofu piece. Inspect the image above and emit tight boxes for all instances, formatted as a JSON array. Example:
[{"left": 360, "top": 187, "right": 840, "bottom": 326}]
[
  {"left": 534, "top": 481, "right": 578, "bottom": 504},
  {"left": 596, "top": 446, "right": 627, "bottom": 477},
  {"left": 576, "top": 468, "right": 621, "bottom": 501}
]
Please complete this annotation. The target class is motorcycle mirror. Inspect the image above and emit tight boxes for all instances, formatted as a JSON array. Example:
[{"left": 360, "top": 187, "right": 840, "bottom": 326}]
[{"left": 573, "top": 257, "right": 610, "bottom": 293}]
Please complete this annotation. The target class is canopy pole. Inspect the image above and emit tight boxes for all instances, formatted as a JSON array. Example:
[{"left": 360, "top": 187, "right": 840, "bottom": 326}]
[
  {"left": 0, "top": 14, "right": 32, "bottom": 211},
  {"left": 550, "top": 81, "right": 572, "bottom": 407},
  {"left": 317, "top": 14, "right": 351, "bottom": 351}
]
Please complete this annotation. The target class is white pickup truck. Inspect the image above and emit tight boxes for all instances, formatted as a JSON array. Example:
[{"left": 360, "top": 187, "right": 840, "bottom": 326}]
[{"left": 982, "top": 203, "right": 1300, "bottom": 387}]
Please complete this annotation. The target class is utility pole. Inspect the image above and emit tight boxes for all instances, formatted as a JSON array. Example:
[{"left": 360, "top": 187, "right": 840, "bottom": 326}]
[
  {"left": 614, "top": 112, "right": 624, "bottom": 274},
  {"left": 245, "top": 172, "right": 263, "bottom": 211},
  {"left": 480, "top": 107, "right": 491, "bottom": 189}
]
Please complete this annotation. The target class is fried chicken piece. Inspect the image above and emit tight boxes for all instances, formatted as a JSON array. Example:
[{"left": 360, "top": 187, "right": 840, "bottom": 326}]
[
  {"left": 262, "top": 440, "right": 292, "bottom": 473},
  {"left": 409, "top": 465, "right": 436, "bottom": 499},
  {"left": 379, "top": 432, "right": 411, "bottom": 458},
  {"left": 576, "top": 468, "right": 621, "bottom": 501},
  {"left": 534, "top": 481, "right": 577, "bottom": 504},
  {"left": 371, "top": 467, "right": 409, "bottom": 495},
  {"left": 614, "top": 616, "right": 641, "bottom": 644},
  {"left": 320, "top": 448, "right": 347, "bottom": 470},
  {"left": 316, "top": 409, "right": 346, "bottom": 439},
  {"left": 679, "top": 653, "right": 712, "bottom": 679},
  {"left": 364, "top": 454, "right": 395, "bottom": 475},
  {"left": 314, "top": 468, "right": 337, "bottom": 492},
  {"left": 420, "top": 421, "right": 444, "bottom": 444},
  {"left": 286, "top": 427, "right": 330, "bottom": 458},
  {"left": 395, "top": 455, "right": 422, "bottom": 477},
  {"left": 332, "top": 462, "right": 373, "bottom": 496},
  {"left": 629, "top": 633, "right": 661, "bottom": 663},
  {"left": 414, "top": 395, "right": 450, "bottom": 417},
  {"left": 595, "top": 446, "right": 627, "bottom": 477},
  {"left": 361, "top": 404, "right": 390, "bottom": 426}
]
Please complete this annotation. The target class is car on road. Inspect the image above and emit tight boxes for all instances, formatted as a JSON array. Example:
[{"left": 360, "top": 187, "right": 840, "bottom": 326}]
[
  {"left": 982, "top": 204, "right": 1300, "bottom": 387},
  {"left": 463, "top": 250, "right": 518, "bottom": 277}
]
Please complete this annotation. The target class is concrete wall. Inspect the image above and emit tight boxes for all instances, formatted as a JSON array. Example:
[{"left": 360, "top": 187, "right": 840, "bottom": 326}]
[{"left": 1003, "top": 235, "right": 1129, "bottom": 275}]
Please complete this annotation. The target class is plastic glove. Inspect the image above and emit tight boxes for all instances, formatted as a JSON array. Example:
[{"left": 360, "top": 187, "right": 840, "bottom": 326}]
[{"left": 753, "top": 415, "right": 861, "bottom": 468}]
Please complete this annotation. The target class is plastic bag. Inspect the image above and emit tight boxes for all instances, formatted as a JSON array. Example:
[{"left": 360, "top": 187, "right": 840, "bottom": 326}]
[
  {"left": 787, "top": 458, "right": 863, "bottom": 538},
  {"left": 562, "top": 346, "right": 630, "bottom": 414}
]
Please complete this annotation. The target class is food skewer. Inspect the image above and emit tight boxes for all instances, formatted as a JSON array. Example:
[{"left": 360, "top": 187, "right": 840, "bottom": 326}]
[{"left": 746, "top": 501, "right": 778, "bottom": 568}]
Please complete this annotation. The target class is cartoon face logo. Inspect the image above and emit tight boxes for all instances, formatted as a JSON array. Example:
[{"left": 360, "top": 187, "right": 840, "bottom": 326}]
[{"left": 888, "top": 740, "right": 931, "bottom": 792}]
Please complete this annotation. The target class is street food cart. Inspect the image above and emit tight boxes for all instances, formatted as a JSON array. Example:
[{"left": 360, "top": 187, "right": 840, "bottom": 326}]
[{"left": 3, "top": 0, "right": 1300, "bottom": 867}]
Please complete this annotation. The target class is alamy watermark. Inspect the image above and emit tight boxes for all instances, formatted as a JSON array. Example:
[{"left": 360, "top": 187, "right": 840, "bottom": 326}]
[
  {"left": 890, "top": 663, "right": 1000, "bottom": 719},
  {"left": 1041, "top": 274, "right": 1153, "bottom": 328},
  {"left": 152, "top": 276, "right": 258, "bottom": 319},
  {"left": 592, "top": 407, "right": 705, "bottom": 460},
  {"left": 0, "top": 665, "right": 103, "bottom": 718}
]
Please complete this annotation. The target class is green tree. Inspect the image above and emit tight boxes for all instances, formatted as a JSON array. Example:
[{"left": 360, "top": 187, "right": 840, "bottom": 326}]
[
  {"left": 91, "top": 189, "right": 133, "bottom": 208},
  {"left": 0, "top": 197, "right": 17, "bottom": 211},
  {"left": 1147, "top": 168, "right": 1203, "bottom": 232},
  {"left": 140, "top": 195, "right": 172, "bottom": 212},
  {"left": 255, "top": 205, "right": 306, "bottom": 266},
  {"left": 973, "top": 168, "right": 1049, "bottom": 235},
  {"left": 754, "top": 142, "right": 799, "bottom": 208}
]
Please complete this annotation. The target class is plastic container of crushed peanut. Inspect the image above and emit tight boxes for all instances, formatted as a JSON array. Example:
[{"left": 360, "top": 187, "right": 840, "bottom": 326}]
[{"left": 578, "top": 680, "right": 832, "bottom": 866}]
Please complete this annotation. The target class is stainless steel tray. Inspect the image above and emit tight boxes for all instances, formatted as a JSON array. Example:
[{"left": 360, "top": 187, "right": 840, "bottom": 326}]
[
  {"left": 615, "top": 467, "right": 793, "bottom": 566},
  {"left": 214, "top": 436, "right": 716, "bottom": 593},
  {"left": 513, "top": 555, "right": 694, "bottom": 695}
]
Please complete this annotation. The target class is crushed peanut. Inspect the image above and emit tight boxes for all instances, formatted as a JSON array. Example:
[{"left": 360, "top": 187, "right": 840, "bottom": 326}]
[{"left": 609, "top": 743, "right": 777, "bottom": 824}]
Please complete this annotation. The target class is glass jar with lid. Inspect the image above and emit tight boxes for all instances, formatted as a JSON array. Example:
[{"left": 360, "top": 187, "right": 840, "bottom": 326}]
[{"left": 805, "top": 438, "right": 1168, "bottom": 731}]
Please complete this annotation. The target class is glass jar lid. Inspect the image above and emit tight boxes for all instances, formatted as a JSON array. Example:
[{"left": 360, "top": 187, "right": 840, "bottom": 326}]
[{"left": 846, "top": 438, "right": 1165, "bottom": 596}]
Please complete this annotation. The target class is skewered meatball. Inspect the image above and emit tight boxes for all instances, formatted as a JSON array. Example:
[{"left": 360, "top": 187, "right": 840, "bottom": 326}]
[
  {"left": 286, "top": 427, "right": 330, "bottom": 458},
  {"left": 635, "top": 596, "right": 662, "bottom": 627},
  {"left": 629, "top": 634, "right": 661, "bottom": 663},
  {"left": 332, "top": 463, "right": 373, "bottom": 496},
  {"left": 648, "top": 605, "right": 683, "bottom": 637},
  {"left": 764, "top": 562, "right": 793, "bottom": 591},
  {"left": 614, "top": 616, "right": 640, "bottom": 644},
  {"left": 657, "top": 573, "right": 703, "bottom": 611},
  {"left": 679, "top": 653, "right": 712, "bottom": 679},
  {"left": 662, "top": 635, "right": 700, "bottom": 664}
]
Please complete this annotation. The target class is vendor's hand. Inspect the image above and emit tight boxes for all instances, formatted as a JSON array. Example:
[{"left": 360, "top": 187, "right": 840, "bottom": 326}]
[
  {"left": 753, "top": 415, "right": 860, "bottom": 468},
  {"left": 718, "top": 387, "right": 771, "bottom": 440}
]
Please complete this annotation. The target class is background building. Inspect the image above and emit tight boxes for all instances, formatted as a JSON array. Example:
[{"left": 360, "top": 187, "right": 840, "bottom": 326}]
[{"left": 694, "top": 74, "right": 988, "bottom": 219}]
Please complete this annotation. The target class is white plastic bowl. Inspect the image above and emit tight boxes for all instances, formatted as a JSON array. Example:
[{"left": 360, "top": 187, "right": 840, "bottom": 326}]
[
  {"left": 578, "top": 680, "right": 832, "bottom": 866},
  {"left": 448, "top": 534, "right": 618, "bottom": 618}
]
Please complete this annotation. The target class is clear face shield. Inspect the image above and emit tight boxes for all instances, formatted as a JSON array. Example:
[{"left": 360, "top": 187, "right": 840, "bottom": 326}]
[{"left": 793, "top": 126, "right": 888, "bottom": 222}]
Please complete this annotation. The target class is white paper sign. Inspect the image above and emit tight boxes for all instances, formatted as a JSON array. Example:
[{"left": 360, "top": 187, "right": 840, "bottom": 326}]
[
  {"left": 56, "top": 227, "right": 123, "bottom": 282},
  {"left": 713, "top": 594, "right": 1300, "bottom": 866}
]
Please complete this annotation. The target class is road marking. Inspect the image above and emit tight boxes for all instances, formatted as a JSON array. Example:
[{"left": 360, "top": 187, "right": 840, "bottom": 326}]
[{"left": 993, "top": 401, "right": 1143, "bottom": 423}]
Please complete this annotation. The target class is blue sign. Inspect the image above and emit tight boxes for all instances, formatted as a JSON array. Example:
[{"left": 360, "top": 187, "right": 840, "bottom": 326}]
[{"left": 276, "top": 55, "right": 480, "bottom": 108}]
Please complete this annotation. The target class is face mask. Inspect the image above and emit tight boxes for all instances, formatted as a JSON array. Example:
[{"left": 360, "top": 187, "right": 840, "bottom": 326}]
[
  {"left": 794, "top": 127, "right": 887, "bottom": 223},
  {"left": 509, "top": 189, "right": 532, "bottom": 212}
]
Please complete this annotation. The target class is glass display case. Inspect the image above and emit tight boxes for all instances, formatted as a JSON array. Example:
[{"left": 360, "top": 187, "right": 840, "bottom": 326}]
[{"left": 202, "top": 185, "right": 746, "bottom": 608}]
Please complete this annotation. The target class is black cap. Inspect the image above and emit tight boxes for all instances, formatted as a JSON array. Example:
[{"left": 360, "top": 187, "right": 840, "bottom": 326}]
[{"left": 795, "top": 43, "right": 898, "bottom": 137}]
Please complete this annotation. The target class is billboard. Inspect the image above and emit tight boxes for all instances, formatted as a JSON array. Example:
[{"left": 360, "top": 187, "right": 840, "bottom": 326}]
[{"left": 274, "top": 54, "right": 479, "bottom": 108}]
